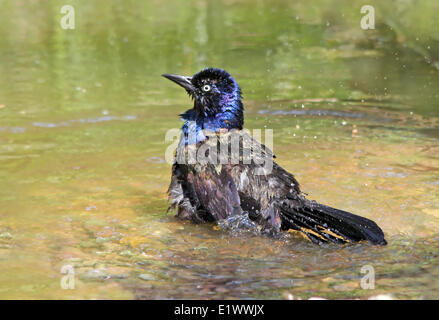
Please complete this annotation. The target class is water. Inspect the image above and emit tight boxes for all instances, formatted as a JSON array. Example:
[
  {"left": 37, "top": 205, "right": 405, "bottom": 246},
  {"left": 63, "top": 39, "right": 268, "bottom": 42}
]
[{"left": 0, "top": 0, "right": 438, "bottom": 299}]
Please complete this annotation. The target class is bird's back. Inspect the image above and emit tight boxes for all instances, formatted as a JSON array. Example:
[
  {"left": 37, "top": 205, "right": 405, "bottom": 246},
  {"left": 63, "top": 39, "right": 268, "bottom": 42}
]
[{"left": 169, "top": 130, "right": 302, "bottom": 231}]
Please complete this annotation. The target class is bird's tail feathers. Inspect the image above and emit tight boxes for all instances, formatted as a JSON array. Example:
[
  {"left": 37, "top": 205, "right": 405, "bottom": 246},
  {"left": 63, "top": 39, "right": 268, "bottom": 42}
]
[{"left": 281, "top": 200, "right": 386, "bottom": 245}]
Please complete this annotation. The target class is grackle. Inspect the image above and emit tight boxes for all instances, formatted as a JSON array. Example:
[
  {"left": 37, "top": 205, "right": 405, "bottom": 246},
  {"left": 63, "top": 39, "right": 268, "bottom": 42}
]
[{"left": 162, "top": 68, "right": 386, "bottom": 245}]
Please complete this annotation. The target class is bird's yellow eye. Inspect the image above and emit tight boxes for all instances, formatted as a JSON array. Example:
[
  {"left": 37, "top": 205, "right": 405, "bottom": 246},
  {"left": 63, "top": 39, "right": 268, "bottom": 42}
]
[{"left": 202, "top": 84, "right": 211, "bottom": 92}]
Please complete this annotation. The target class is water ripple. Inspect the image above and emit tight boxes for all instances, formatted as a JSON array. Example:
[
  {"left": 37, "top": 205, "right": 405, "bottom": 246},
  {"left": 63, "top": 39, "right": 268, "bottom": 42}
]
[
  {"left": 0, "top": 127, "right": 27, "bottom": 134},
  {"left": 32, "top": 115, "right": 137, "bottom": 128},
  {"left": 258, "top": 109, "right": 364, "bottom": 118}
]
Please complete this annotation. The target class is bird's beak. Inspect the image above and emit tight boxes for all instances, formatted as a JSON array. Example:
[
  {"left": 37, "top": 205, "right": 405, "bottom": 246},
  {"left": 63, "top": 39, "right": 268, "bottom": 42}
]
[{"left": 162, "top": 74, "right": 194, "bottom": 93}]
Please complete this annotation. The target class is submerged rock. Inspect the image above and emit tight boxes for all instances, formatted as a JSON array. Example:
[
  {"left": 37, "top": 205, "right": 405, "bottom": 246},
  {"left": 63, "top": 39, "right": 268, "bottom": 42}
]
[
  {"left": 138, "top": 273, "right": 157, "bottom": 281},
  {"left": 0, "top": 232, "right": 13, "bottom": 240},
  {"left": 368, "top": 294, "right": 396, "bottom": 300},
  {"left": 80, "top": 269, "right": 109, "bottom": 281}
]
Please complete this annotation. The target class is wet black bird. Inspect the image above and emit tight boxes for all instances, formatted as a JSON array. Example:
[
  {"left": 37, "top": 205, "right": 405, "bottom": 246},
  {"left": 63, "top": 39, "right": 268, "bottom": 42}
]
[{"left": 162, "top": 68, "right": 386, "bottom": 245}]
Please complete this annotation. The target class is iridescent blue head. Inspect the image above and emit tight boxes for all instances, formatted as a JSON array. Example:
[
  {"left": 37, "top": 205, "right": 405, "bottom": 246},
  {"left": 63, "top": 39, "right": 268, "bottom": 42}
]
[{"left": 162, "top": 68, "right": 244, "bottom": 136}]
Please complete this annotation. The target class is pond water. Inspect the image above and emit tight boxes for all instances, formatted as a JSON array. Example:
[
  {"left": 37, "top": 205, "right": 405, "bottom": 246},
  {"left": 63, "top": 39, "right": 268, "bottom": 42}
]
[{"left": 0, "top": 0, "right": 438, "bottom": 299}]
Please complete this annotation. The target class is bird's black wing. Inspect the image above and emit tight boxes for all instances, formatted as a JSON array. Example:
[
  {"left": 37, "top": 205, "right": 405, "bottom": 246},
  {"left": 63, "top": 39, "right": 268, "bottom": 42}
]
[
  {"left": 168, "top": 139, "right": 244, "bottom": 223},
  {"left": 224, "top": 130, "right": 386, "bottom": 245}
]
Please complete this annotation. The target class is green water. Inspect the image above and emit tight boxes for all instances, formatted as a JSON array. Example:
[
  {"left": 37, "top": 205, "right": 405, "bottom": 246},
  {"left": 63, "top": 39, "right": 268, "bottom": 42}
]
[{"left": 0, "top": 0, "right": 438, "bottom": 299}]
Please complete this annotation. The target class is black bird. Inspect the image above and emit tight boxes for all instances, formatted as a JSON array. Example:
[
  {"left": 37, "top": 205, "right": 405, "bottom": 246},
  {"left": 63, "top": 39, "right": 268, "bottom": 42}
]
[{"left": 162, "top": 68, "right": 386, "bottom": 245}]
